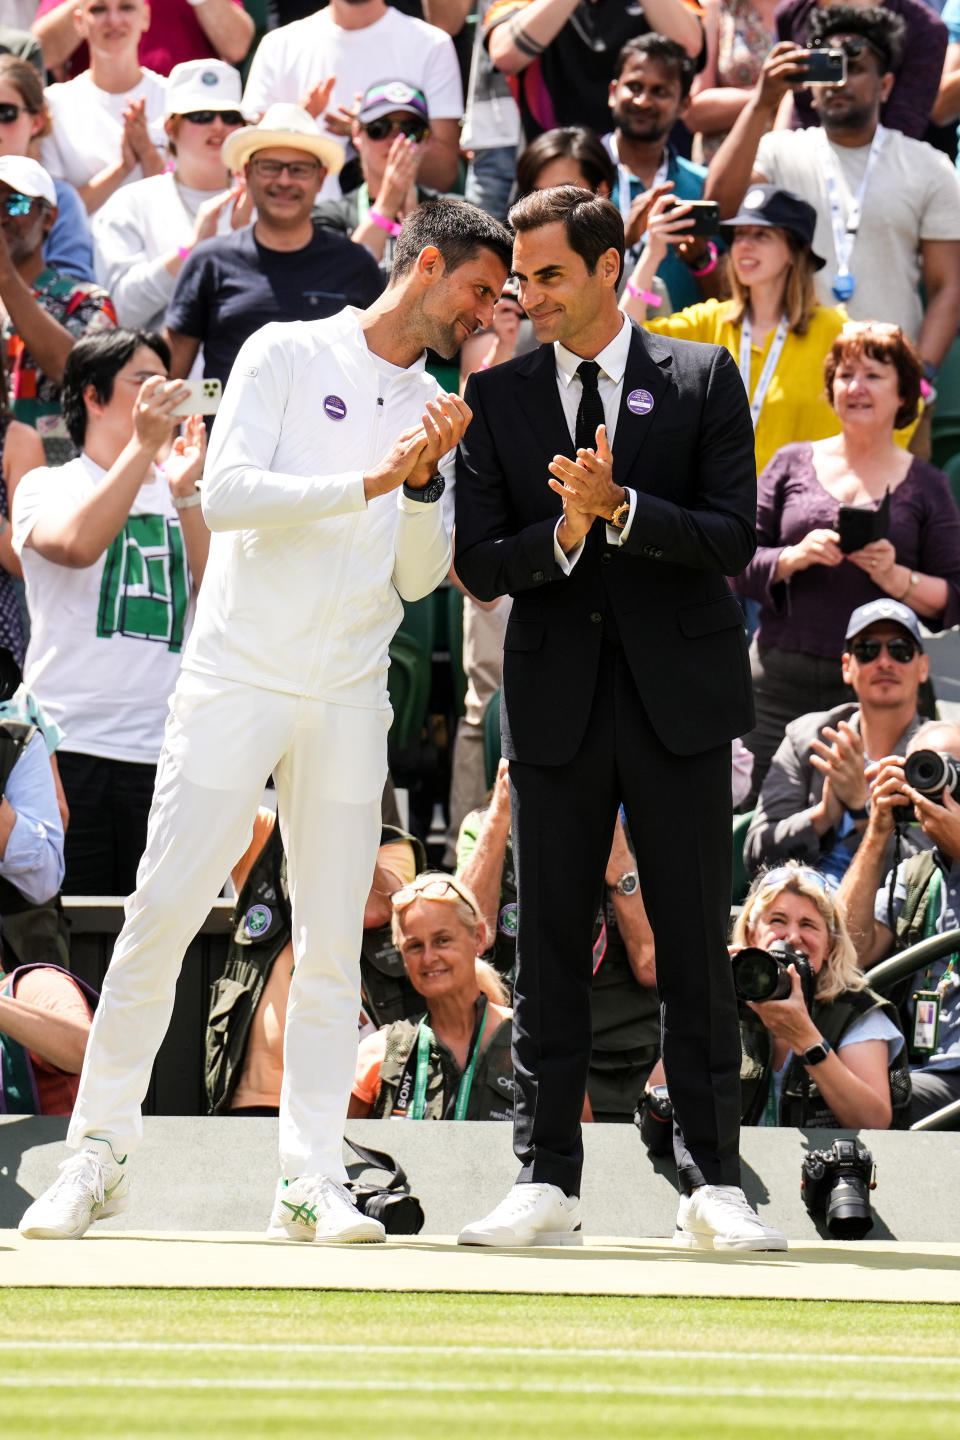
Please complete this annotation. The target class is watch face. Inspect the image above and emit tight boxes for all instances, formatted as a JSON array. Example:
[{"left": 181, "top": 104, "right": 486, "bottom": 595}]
[{"left": 618, "top": 872, "right": 639, "bottom": 895}]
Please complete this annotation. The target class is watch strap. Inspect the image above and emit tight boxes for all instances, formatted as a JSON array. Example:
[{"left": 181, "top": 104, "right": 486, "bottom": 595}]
[
  {"left": 402, "top": 473, "right": 445, "bottom": 504},
  {"left": 801, "top": 1037, "right": 832, "bottom": 1067}
]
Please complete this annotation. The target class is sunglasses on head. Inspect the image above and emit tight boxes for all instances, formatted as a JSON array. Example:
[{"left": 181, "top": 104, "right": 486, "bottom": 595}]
[
  {"left": 180, "top": 109, "right": 245, "bottom": 127},
  {"left": 391, "top": 876, "right": 481, "bottom": 920},
  {"left": 1, "top": 192, "right": 33, "bottom": 217},
  {"left": 0, "top": 102, "right": 28, "bottom": 125},
  {"left": 812, "top": 33, "right": 889, "bottom": 65},
  {"left": 756, "top": 866, "right": 831, "bottom": 895},
  {"left": 850, "top": 636, "right": 919, "bottom": 664},
  {"left": 362, "top": 116, "right": 428, "bottom": 143}
]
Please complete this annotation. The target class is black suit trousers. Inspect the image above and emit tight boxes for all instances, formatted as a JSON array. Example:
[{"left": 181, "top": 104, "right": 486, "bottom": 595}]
[{"left": 508, "top": 643, "right": 743, "bottom": 1197}]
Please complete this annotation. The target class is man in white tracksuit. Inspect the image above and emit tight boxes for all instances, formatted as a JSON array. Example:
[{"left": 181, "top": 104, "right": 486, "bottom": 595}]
[{"left": 20, "top": 197, "right": 511, "bottom": 1244}]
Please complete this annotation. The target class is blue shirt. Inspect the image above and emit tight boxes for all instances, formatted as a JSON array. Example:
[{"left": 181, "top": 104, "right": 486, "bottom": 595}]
[
  {"left": 941, "top": 0, "right": 959, "bottom": 39},
  {"left": 1, "top": 730, "right": 65, "bottom": 905},
  {"left": 45, "top": 179, "right": 95, "bottom": 285}
]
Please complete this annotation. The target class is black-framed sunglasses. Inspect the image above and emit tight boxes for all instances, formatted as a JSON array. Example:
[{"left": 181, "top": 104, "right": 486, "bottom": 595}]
[
  {"left": 851, "top": 636, "right": 920, "bottom": 664},
  {"left": 362, "top": 116, "right": 429, "bottom": 143},
  {"left": 1, "top": 192, "right": 33, "bottom": 218},
  {"left": 0, "top": 102, "right": 28, "bottom": 125},
  {"left": 180, "top": 109, "right": 245, "bottom": 126},
  {"left": 812, "top": 33, "right": 889, "bottom": 65}
]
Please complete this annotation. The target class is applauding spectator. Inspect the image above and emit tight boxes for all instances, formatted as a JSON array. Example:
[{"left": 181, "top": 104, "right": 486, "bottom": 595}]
[
  {"left": 93, "top": 60, "right": 247, "bottom": 334},
  {"left": 32, "top": 0, "right": 253, "bottom": 76}
]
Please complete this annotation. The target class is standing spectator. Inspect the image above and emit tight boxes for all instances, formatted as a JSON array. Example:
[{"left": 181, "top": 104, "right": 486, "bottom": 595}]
[
  {"left": 0, "top": 341, "right": 44, "bottom": 665},
  {"left": 483, "top": 0, "right": 703, "bottom": 148},
  {"left": 0, "top": 155, "right": 116, "bottom": 464},
  {"left": 165, "top": 104, "right": 383, "bottom": 384},
  {"left": 12, "top": 328, "right": 210, "bottom": 895},
  {"left": 463, "top": 0, "right": 522, "bottom": 223},
  {"left": 705, "top": 9, "right": 960, "bottom": 371},
  {"left": 32, "top": 0, "right": 254, "bottom": 76},
  {"left": 685, "top": 0, "right": 776, "bottom": 163},
  {"left": 93, "top": 59, "right": 247, "bottom": 334},
  {"left": 242, "top": 0, "right": 464, "bottom": 198},
  {"left": 40, "top": 0, "right": 167, "bottom": 215}
]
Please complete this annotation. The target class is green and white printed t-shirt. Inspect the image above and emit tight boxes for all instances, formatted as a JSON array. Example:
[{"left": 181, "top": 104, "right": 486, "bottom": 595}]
[{"left": 12, "top": 454, "right": 194, "bottom": 764}]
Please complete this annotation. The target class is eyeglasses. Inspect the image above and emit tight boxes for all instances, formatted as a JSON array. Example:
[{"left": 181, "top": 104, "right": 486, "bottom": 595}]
[
  {"left": 756, "top": 866, "right": 830, "bottom": 894},
  {"left": 840, "top": 321, "right": 901, "bottom": 340},
  {"left": 391, "top": 875, "right": 481, "bottom": 921},
  {"left": 850, "top": 636, "right": 920, "bottom": 664},
  {"left": 812, "top": 33, "right": 889, "bottom": 65},
  {"left": 362, "top": 116, "right": 429, "bottom": 143},
  {"left": 180, "top": 109, "right": 245, "bottom": 127},
  {"left": 248, "top": 156, "right": 322, "bottom": 181},
  {"left": 1, "top": 192, "right": 33, "bottom": 217},
  {"left": 0, "top": 102, "right": 28, "bottom": 125}
]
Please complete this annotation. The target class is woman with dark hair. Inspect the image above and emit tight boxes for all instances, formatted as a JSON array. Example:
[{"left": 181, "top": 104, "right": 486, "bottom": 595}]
[
  {"left": 0, "top": 342, "right": 45, "bottom": 665},
  {"left": 737, "top": 322, "right": 960, "bottom": 796}
]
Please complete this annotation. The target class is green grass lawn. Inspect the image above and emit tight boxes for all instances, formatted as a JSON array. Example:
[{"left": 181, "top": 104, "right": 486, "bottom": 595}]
[{"left": 1, "top": 1291, "right": 954, "bottom": 1440}]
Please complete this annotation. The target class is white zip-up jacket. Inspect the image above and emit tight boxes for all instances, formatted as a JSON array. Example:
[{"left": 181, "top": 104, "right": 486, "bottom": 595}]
[{"left": 183, "top": 309, "right": 452, "bottom": 708}]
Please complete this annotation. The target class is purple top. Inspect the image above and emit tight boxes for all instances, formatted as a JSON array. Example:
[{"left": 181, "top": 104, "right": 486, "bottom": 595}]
[
  {"left": 775, "top": 0, "right": 947, "bottom": 141},
  {"left": 735, "top": 442, "right": 960, "bottom": 658}
]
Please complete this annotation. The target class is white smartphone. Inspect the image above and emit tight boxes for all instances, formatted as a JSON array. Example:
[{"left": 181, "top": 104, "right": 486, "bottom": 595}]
[{"left": 170, "top": 377, "right": 222, "bottom": 418}]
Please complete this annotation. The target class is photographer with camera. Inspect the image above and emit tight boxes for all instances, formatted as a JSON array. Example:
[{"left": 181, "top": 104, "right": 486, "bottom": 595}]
[{"left": 837, "top": 720, "right": 960, "bottom": 1122}]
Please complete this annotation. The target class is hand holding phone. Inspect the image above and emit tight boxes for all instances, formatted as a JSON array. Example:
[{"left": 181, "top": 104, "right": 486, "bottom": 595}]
[{"left": 169, "top": 378, "right": 222, "bottom": 418}]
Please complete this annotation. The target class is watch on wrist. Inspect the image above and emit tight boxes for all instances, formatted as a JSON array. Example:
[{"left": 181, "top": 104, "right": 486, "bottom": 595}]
[
  {"left": 612, "top": 869, "right": 639, "bottom": 896},
  {"left": 801, "top": 1037, "right": 832, "bottom": 1067},
  {"left": 402, "top": 473, "right": 445, "bottom": 504},
  {"left": 846, "top": 803, "right": 869, "bottom": 821},
  {"left": 610, "top": 498, "right": 630, "bottom": 530}
]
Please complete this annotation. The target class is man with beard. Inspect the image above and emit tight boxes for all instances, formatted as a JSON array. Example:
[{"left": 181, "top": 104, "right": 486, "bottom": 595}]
[
  {"left": 704, "top": 5, "right": 960, "bottom": 371},
  {"left": 18, "top": 197, "right": 512, "bottom": 1245}
]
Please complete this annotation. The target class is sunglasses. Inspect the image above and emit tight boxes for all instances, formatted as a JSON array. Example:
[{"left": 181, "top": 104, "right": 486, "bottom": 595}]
[
  {"left": 362, "top": 116, "right": 429, "bottom": 143},
  {"left": 391, "top": 876, "right": 481, "bottom": 920},
  {"left": 1, "top": 192, "right": 33, "bottom": 217},
  {"left": 813, "top": 33, "right": 890, "bottom": 65},
  {"left": 248, "top": 156, "right": 321, "bottom": 181},
  {"left": 756, "top": 866, "right": 830, "bottom": 894},
  {"left": 850, "top": 636, "right": 920, "bottom": 664},
  {"left": 180, "top": 109, "right": 245, "bottom": 127},
  {"left": 0, "top": 102, "right": 28, "bottom": 125}
]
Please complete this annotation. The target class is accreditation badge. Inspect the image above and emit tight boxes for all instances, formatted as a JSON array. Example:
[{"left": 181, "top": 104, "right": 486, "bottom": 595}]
[{"left": 911, "top": 990, "right": 941, "bottom": 1057}]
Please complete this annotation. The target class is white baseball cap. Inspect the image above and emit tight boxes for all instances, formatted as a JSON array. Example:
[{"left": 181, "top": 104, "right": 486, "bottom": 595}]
[
  {"left": 0, "top": 155, "right": 57, "bottom": 207},
  {"left": 164, "top": 60, "right": 245, "bottom": 119}
]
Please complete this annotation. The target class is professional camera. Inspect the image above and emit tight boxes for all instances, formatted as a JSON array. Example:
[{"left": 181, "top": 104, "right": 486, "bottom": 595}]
[
  {"left": 634, "top": 1084, "right": 674, "bottom": 1156},
  {"left": 346, "top": 1182, "right": 424, "bottom": 1235},
  {"left": 903, "top": 748, "right": 960, "bottom": 806},
  {"left": 732, "top": 940, "right": 815, "bottom": 1008},
  {"left": 801, "top": 1138, "right": 876, "bottom": 1239}
]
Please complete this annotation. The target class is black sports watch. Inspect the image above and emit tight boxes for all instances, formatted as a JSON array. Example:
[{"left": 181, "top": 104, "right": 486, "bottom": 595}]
[
  {"left": 403, "top": 473, "right": 445, "bottom": 504},
  {"left": 801, "top": 1037, "right": 832, "bottom": 1067}
]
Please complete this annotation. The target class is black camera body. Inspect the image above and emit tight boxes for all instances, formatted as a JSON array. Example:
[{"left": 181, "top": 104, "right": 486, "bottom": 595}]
[
  {"left": 732, "top": 940, "right": 815, "bottom": 1009},
  {"left": 801, "top": 1138, "right": 876, "bottom": 1238},
  {"left": 346, "top": 1183, "right": 424, "bottom": 1235},
  {"left": 634, "top": 1084, "right": 674, "bottom": 1156},
  {"left": 903, "top": 748, "right": 960, "bottom": 807},
  {"left": 799, "top": 47, "right": 846, "bottom": 83}
]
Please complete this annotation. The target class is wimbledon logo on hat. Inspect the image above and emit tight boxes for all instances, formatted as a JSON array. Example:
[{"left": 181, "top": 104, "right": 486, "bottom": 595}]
[
  {"left": 202, "top": 71, "right": 218, "bottom": 86},
  {"left": 744, "top": 188, "right": 766, "bottom": 210},
  {"left": 384, "top": 82, "right": 415, "bottom": 104}
]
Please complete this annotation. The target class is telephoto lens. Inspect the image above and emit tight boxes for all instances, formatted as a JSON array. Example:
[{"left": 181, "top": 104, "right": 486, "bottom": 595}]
[
  {"left": 904, "top": 748, "right": 960, "bottom": 803},
  {"left": 801, "top": 1139, "right": 876, "bottom": 1239},
  {"left": 731, "top": 940, "right": 806, "bottom": 1002}
]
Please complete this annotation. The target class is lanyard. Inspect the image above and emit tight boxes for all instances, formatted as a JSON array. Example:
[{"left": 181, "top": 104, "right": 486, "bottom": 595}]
[
  {"left": 410, "top": 995, "right": 488, "bottom": 1121},
  {"left": 922, "top": 868, "right": 959, "bottom": 990},
  {"left": 819, "top": 125, "right": 886, "bottom": 284},
  {"left": 738, "top": 314, "right": 790, "bottom": 430},
  {"left": 609, "top": 137, "right": 669, "bottom": 254}
]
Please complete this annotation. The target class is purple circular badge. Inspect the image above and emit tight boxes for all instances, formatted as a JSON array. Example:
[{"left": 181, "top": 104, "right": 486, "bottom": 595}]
[
  {"left": 626, "top": 388, "right": 654, "bottom": 416},
  {"left": 323, "top": 394, "right": 347, "bottom": 421}
]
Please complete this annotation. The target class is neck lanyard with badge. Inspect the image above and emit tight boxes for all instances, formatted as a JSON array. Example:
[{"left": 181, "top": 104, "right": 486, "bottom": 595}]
[
  {"left": 912, "top": 868, "right": 958, "bottom": 1057},
  {"left": 409, "top": 995, "right": 488, "bottom": 1120},
  {"left": 738, "top": 314, "right": 790, "bottom": 431},
  {"left": 818, "top": 124, "right": 886, "bottom": 302},
  {"left": 610, "top": 135, "right": 669, "bottom": 253}
]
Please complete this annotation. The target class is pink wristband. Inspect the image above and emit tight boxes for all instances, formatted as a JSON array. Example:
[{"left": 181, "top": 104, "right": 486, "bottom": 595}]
[
  {"left": 625, "top": 280, "right": 662, "bottom": 307},
  {"left": 369, "top": 209, "right": 402, "bottom": 237},
  {"left": 687, "top": 240, "right": 718, "bottom": 278},
  {"left": 177, "top": 244, "right": 192, "bottom": 261}
]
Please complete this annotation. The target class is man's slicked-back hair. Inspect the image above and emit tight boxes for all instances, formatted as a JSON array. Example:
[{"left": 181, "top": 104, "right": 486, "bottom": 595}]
[
  {"left": 509, "top": 185, "right": 625, "bottom": 286},
  {"left": 389, "top": 197, "right": 513, "bottom": 284},
  {"left": 62, "top": 328, "right": 171, "bottom": 449}
]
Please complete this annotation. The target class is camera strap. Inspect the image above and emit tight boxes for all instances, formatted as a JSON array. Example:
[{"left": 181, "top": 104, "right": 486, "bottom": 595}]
[{"left": 410, "top": 995, "right": 488, "bottom": 1121}]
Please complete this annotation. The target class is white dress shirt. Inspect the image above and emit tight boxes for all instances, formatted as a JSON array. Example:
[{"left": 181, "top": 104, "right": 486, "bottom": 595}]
[{"left": 551, "top": 313, "right": 638, "bottom": 573}]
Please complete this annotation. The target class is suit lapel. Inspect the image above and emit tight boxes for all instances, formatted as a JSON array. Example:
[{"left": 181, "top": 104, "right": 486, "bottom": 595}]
[
  {"left": 516, "top": 343, "right": 577, "bottom": 461},
  {"left": 612, "top": 323, "right": 673, "bottom": 489}
]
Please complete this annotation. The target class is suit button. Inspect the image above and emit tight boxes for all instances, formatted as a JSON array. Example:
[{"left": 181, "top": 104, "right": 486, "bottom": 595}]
[
  {"left": 654, "top": 549, "right": 663, "bottom": 558},
  {"left": 601, "top": 551, "right": 612, "bottom": 565},
  {"left": 532, "top": 569, "right": 544, "bottom": 583},
  {"left": 589, "top": 611, "right": 602, "bottom": 623}
]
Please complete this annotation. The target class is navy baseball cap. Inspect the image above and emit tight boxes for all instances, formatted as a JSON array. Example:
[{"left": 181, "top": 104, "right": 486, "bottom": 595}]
[
  {"left": 721, "top": 184, "right": 826, "bottom": 270},
  {"left": 845, "top": 599, "right": 923, "bottom": 646},
  {"left": 357, "top": 81, "right": 429, "bottom": 126}
]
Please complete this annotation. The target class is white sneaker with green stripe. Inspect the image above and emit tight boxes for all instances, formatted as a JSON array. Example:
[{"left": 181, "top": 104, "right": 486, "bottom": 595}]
[
  {"left": 19, "top": 1138, "right": 130, "bottom": 1240},
  {"left": 266, "top": 1175, "right": 386, "bottom": 1244}
]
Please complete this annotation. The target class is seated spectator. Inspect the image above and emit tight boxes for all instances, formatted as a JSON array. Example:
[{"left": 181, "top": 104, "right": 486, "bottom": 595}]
[
  {"left": 731, "top": 862, "right": 909, "bottom": 1127},
  {"left": 242, "top": 0, "right": 464, "bottom": 198},
  {"left": 745, "top": 599, "right": 932, "bottom": 884},
  {"left": 0, "top": 343, "right": 44, "bottom": 665},
  {"left": 685, "top": 0, "right": 776, "bottom": 164},
  {"left": 93, "top": 59, "right": 247, "bottom": 335},
  {"left": 205, "top": 807, "right": 424, "bottom": 1115},
  {"left": 736, "top": 324, "right": 960, "bottom": 798},
  {"left": 624, "top": 184, "right": 845, "bottom": 473},
  {"left": 40, "top": 0, "right": 167, "bottom": 216},
  {"left": 776, "top": 0, "right": 947, "bottom": 143},
  {"left": 483, "top": 0, "right": 702, "bottom": 149},
  {"left": 838, "top": 720, "right": 960, "bottom": 1123},
  {"left": 164, "top": 104, "right": 383, "bottom": 385},
  {"left": 32, "top": 0, "right": 254, "bottom": 76},
  {"left": 348, "top": 872, "right": 516, "bottom": 1121},
  {"left": 0, "top": 53, "right": 94, "bottom": 283},
  {"left": 705, "top": 8, "right": 960, "bottom": 372},
  {"left": 313, "top": 81, "right": 435, "bottom": 283},
  {"left": 0, "top": 155, "right": 116, "bottom": 464},
  {"left": 11, "top": 328, "right": 209, "bottom": 894}
]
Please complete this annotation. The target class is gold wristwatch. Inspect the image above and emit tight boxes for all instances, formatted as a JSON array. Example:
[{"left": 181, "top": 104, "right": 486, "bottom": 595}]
[{"left": 610, "top": 497, "right": 630, "bottom": 530}]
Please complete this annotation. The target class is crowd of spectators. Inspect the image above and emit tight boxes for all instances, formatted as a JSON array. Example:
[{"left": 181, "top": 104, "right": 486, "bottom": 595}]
[{"left": 1, "top": 0, "right": 959, "bottom": 1139}]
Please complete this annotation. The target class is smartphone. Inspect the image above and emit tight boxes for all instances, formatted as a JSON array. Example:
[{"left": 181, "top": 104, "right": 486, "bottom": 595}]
[
  {"left": 800, "top": 48, "right": 846, "bottom": 85},
  {"left": 170, "top": 377, "right": 222, "bottom": 418},
  {"left": 663, "top": 199, "right": 720, "bottom": 237}
]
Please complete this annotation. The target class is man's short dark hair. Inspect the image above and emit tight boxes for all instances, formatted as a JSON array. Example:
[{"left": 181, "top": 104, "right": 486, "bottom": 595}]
[
  {"left": 509, "top": 185, "right": 625, "bottom": 286},
  {"left": 614, "top": 33, "right": 697, "bottom": 99},
  {"left": 390, "top": 198, "right": 513, "bottom": 284},
  {"left": 808, "top": 4, "right": 905, "bottom": 72},
  {"left": 62, "top": 329, "right": 170, "bottom": 449}
]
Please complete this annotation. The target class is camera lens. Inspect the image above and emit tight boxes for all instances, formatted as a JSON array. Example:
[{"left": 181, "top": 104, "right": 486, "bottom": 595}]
[
  {"left": 904, "top": 748, "right": 952, "bottom": 796},
  {"left": 824, "top": 1174, "right": 873, "bottom": 1239},
  {"left": 732, "top": 947, "right": 792, "bottom": 1002}
]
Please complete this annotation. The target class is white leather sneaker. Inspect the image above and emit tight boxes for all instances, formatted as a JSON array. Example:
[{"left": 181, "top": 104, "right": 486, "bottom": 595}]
[
  {"left": 19, "top": 1141, "right": 130, "bottom": 1240},
  {"left": 266, "top": 1175, "right": 386, "bottom": 1244},
  {"left": 674, "top": 1184, "right": 788, "bottom": 1252},
  {"left": 458, "top": 1182, "right": 583, "bottom": 1247}
]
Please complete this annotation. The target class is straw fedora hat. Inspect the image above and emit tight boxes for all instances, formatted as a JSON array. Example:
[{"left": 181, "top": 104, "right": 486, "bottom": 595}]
[{"left": 222, "top": 102, "right": 343, "bottom": 177}]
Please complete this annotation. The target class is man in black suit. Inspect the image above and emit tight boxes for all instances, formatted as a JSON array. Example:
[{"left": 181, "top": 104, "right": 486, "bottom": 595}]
[{"left": 454, "top": 186, "right": 786, "bottom": 1251}]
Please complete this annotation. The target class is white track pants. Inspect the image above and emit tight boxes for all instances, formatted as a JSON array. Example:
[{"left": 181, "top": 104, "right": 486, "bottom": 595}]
[{"left": 68, "top": 670, "right": 387, "bottom": 1179}]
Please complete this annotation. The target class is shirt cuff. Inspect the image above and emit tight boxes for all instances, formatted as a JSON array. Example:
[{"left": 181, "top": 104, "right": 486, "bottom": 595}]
[
  {"left": 553, "top": 519, "right": 584, "bottom": 574},
  {"left": 606, "top": 488, "right": 638, "bottom": 547}
]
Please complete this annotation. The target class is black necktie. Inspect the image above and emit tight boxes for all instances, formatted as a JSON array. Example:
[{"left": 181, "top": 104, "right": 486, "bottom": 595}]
[{"left": 575, "top": 359, "right": 605, "bottom": 453}]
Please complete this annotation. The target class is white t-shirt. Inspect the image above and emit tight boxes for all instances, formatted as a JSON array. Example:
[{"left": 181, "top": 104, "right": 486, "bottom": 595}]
[
  {"left": 755, "top": 125, "right": 960, "bottom": 339},
  {"left": 12, "top": 454, "right": 195, "bottom": 764},
  {"left": 42, "top": 69, "right": 168, "bottom": 194},
  {"left": 242, "top": 8, "right": 463, "bottom": 199}
]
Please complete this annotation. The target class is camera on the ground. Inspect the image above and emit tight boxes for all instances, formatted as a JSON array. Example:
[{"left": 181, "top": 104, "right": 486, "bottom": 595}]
[
  {"left": 732, "top": 940, "right": 815, "bottom": 1008},
  {"left": 346, "top": 1182, "right": 424, "bottom": 1234},
  {"left": 801, "top": 1138, "right": 876, "bottom": 1238},
  {"left": 903, "top": 748, "right": 960, "bottom": 806},
  {"left": 634, "top": 1084, "right": 674, "bottom": 1156}
]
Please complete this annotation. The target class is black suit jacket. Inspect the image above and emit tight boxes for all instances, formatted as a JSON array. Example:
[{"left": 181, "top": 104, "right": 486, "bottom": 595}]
[{"left": 455, "top": 322, "right": 758, "bottom": 766}]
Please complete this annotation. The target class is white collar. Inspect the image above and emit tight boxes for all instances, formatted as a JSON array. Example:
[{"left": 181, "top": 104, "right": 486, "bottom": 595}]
[{"left": 554, "top": 313, "right": 631, "bottom": 389}]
